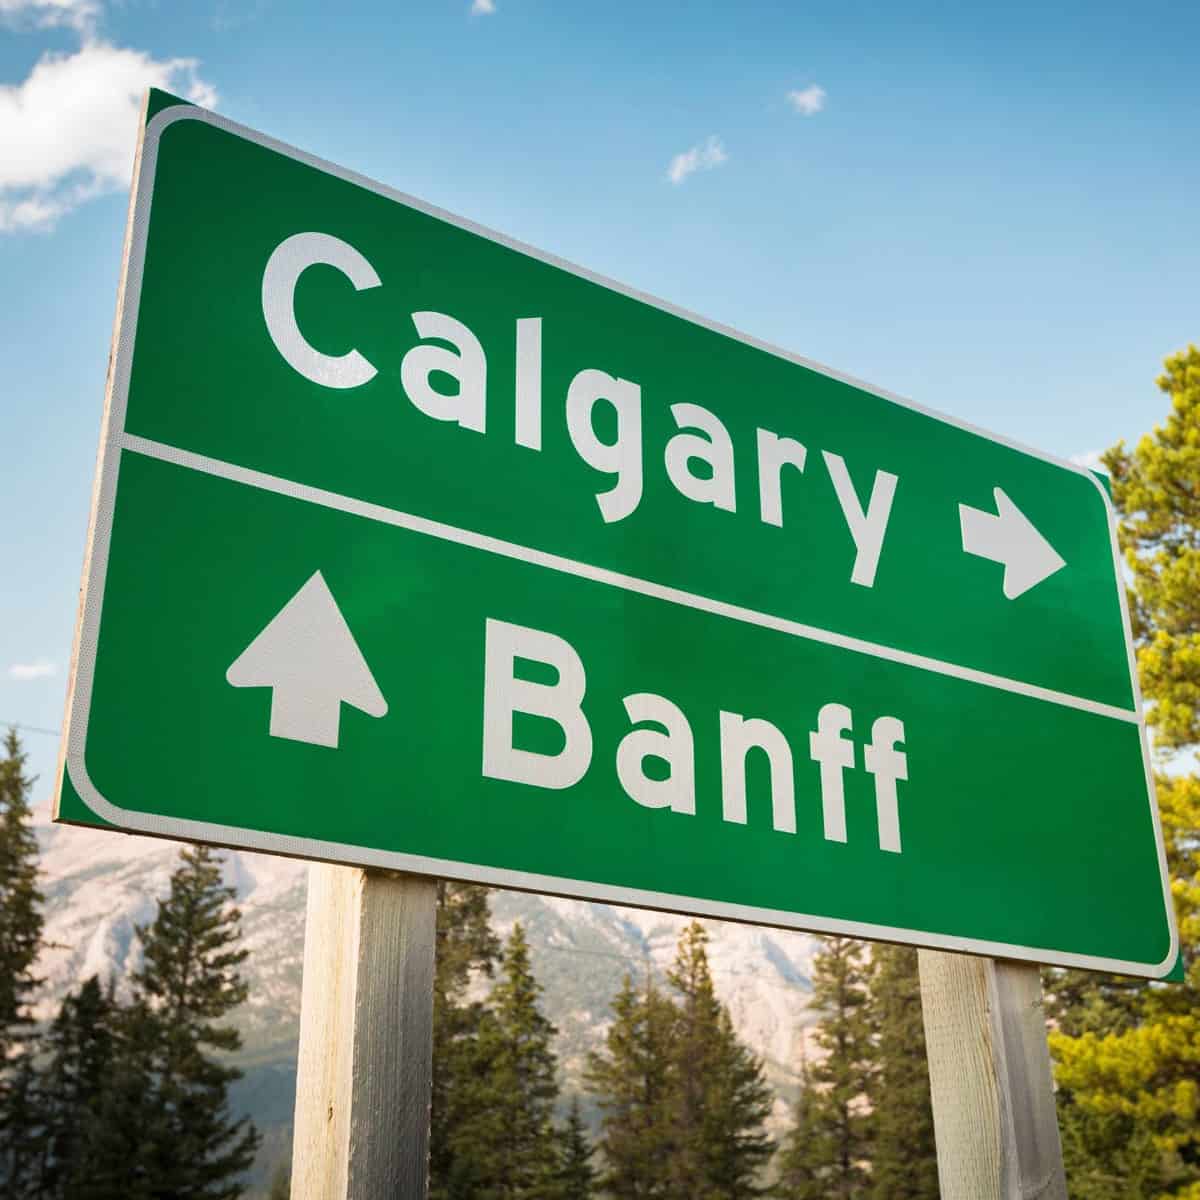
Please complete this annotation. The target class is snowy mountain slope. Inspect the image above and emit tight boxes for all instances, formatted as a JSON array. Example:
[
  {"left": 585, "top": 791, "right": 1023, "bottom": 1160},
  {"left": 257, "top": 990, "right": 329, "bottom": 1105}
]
[{"left": 33, "top": 809, "right": 818, "bottom": 1184}]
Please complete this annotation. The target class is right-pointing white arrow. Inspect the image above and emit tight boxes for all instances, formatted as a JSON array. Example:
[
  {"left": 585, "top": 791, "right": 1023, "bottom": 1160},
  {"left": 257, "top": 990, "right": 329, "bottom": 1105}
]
[
  {"left": 226, "top": 571, "right": 388, "bottom": 748},
  {"left": 959, "top": 488, "right": 1066, "bottom": 600}
]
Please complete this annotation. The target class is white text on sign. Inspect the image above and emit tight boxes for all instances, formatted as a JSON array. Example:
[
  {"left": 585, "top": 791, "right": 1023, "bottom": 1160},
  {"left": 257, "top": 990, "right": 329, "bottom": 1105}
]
[
  {"left": 480, "top": 618, "right": 909, "bottom": 853},
  {"left": 262, "top": 231, "right": 900, "bottom": 590}
]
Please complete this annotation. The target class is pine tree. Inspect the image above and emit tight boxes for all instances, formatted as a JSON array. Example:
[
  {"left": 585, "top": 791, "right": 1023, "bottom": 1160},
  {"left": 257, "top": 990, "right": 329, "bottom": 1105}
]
[
  {"left": 774, "top": 937, "right": 874, "bottom": 1200},
  {"left": 70, "top": 1000, "right": 165, "bottom": 1200},
  {"left": 773, "top": 1058, "right": 823, "bottom": 1200},
  {"left": 0, "top": 729, "right": 42, "bottom": 1051},
  {"left": 557, "top": 1096, "right": 596, "bottom": 1200},
  {"left": 585, "top": 971, "right": 678, "bottom": 1199},
  {"left": 1106, "top": 346, "right": 1200, "bottom": 753},
  {"left": 586, "top": 927, "right": 772, "bottom": 1200},
  {"left": 0, "top": 727, "right": 46, "bottom": 1193},
  {"left": 666, "top": 922, "right": 772, "bottom": 1198},
  {"left": 705, "top": 1006, "right": 774, "bottom": 1198},
  {"left": 1055, "top": 1104, "right": 1167, "bottom": 1200},
  {"left": 666, "top": 922, "right": 722, "bottom": 1198},
  {"left": 866, "top": 945, "right": 937, "bottom": 1200},
  {"left": 1047, "top": 347, "right": 1200, "bottom": 1197},
  {"left": 1, "top": 1045, "right": 45, "bottom": 1195},
  {"left": 34, "top": 975, "right": 118, "bottom": 1199},
  {"left": 430, "top": 916, "right": 562, "bottom": 1199},
  {"left": 481, "top": 922, "right": 562, "bottom": 1198},
  {"left": 429, "top": 880, "right": 501, "bottom": 1199},
  {"left": 128, "top": 843, "right": 259, "bottom": 1198}
]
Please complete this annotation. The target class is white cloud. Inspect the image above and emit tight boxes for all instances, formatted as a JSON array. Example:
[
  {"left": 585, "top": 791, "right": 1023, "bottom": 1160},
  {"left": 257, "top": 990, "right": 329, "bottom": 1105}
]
[
  {"left": 667, "top": 135, "right": 728, "bottom": 186},
  {"left": 0, "top": 0, "right": 99, "bottom": 32},
  {"left": 786, "top": 84, "right": 826, "bottom": 116},
  {"left": 471, "top": 0, "right": 496, "bottom": 12},
  {"left": 8, "top": 660, "right": 57, "bottom": 681},
  {"left": 0, "top": 40, "right": 217, "bottom": 232}
]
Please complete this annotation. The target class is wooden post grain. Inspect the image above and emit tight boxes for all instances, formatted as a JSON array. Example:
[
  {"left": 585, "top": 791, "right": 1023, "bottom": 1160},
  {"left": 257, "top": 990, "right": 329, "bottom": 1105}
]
[
  {"left": 292, "top": 864, "right": 438, "bottom": 1200},
  {"left": 918, "top": 950, "right": 1067, "bottom": 1200}
]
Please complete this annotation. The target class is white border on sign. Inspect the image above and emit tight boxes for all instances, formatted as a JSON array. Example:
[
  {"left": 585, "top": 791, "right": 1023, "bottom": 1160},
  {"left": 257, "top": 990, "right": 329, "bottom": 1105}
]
[{"left": 55, "top": 97, "right": 1178, "bottom": 978}]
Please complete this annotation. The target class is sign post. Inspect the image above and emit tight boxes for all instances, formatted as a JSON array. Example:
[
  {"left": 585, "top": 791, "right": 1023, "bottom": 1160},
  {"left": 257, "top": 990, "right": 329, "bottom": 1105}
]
[
  {"left": 292, "top": 866, "right": 436, "bottom": 1199},
  {"left": 919, "top": 951, "right": 1067, "bottom": 1200},
  {"left": 57, "top": 89, "right": 1174, "bottom": 1194}
]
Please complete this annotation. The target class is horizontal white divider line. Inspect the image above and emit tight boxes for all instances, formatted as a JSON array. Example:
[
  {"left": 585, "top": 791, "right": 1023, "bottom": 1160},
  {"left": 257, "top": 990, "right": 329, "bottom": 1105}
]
[{"left": 119, "top": 433, "right": 1138, "bottom": 725}]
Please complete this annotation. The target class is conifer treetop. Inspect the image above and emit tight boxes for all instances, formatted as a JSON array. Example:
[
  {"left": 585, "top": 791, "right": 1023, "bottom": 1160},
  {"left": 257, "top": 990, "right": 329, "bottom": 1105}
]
[{"left": 0, "top": 727, "right": 44, "bottom": 1051}]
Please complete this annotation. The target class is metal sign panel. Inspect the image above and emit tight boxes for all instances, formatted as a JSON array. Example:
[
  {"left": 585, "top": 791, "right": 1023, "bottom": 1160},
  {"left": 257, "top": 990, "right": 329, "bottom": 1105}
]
[{"left": 57, "top": 91, "right": 1176, "bottom": 976}]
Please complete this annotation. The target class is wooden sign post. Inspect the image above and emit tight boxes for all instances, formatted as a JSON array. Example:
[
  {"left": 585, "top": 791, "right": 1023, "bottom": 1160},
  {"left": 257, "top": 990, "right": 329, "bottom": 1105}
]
[
  {"left": 919, "top": 950, "right": 1068, "bottom": 1200},
  {"left": 292, "top": 865, "right": 437, "bottom": 1200}
]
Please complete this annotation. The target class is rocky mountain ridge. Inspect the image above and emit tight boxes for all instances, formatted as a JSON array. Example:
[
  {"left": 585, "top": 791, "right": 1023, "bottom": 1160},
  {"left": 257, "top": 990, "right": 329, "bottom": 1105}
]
[{"left": 32, "top": 807, "right": 818, "bottom": 1185}]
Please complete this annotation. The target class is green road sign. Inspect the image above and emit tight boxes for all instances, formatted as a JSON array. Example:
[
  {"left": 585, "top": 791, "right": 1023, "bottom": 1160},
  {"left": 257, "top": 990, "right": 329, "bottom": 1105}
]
[{"left": 57, "top": 91, "right": 1175, "bottom": 977}]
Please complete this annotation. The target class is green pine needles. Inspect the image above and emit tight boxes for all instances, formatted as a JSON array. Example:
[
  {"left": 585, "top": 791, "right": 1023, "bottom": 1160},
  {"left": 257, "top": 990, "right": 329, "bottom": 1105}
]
[
  {"left": 868, "top": 947, "right": 937, "bottom": 1200},
  {"left": 774, "top": 939, "right": 937, "bottom": 1200},
  {"left": 0, "top": 762, "right": 260, "bottom": 1200},
  {"left": 123, "top": 843, "right": 261, "bottom": 1198},
  {"left": 585, "top": 921, "right": 774, "bottom": 1200},
  {"left": 0, "top": 727, "right": 46, "bottom": 1191},
  {"left": 774, "top": 936, "right": 874, "bottom": 1200},
  {"left": 557, "top": 1097, "right": 597, "bottom": 1200},
  {"left": 0, "top": 728, "right": 43, "bottom": 1059},
  {"left": 429, "top": 883, "right": 592, "bottom": 1200}
]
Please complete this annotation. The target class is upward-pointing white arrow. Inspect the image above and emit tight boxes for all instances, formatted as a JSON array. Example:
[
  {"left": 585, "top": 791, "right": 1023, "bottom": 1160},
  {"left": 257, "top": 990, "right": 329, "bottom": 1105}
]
[
  {"left": 226, "top": 571, "right": 388, "bottom": 748},
  {"left": 959, "top": 488, "right": 1066, "bottom": 600}
]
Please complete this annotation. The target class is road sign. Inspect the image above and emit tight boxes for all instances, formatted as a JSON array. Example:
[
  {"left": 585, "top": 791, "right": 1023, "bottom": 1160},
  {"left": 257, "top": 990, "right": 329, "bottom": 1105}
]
[{"left": 57, "top": 90, "right": 1175, "bottom": 977}]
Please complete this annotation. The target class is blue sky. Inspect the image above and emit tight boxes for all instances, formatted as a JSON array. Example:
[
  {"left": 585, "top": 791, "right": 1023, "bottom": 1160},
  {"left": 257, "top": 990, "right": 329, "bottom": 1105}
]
[{"left": 2, "top": 0, "right": 1198, "bottom": 795}]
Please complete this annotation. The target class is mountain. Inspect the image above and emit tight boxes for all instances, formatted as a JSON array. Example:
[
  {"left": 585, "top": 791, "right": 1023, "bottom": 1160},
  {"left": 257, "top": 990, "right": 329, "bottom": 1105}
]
[{"left": 32, "top": 806, "right": 817, "bottom": 1189}]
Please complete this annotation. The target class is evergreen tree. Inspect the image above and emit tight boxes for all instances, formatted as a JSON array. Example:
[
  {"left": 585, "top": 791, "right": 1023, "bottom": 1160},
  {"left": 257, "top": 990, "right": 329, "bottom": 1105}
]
[
  {"left": 666, "top": 921, "right": 722, "bottom": 1198},
  {"left": 1106, "top": 346, "right": 1200, "bottom": 753},
  {"left": 126, "top": 843, "right": 260, "bottom": 1198},
  {"left": 1048, "top": 347, "right": 1200, "bottom": 1197},
  {"left": 866, "top": 945, "right": 937, "bottom": 1200},
  {"left": 479, "top": 923, "right": 562, "bottom": 1198},
  {"left": 429, "top": 880, "right": 501, "bottom": 1199},
  {"left": 585, "top": 971, "right": 678, "bottom": 1199},
  {"left": 773, "top": 1058, "right": 823, "bottom": 1200},
  {"left": 774, "top": 937, "right": 874, "bottom": 1200},
  {"left": 557, "top": 1096, "right": 596, "bottom": 1200},
  {"left": 431, "top": 917, "right": 562, "bottom": 1199},
  {"left": 666, "top": 922, "right": 772, "bottom": 1199},
  {"left": 0, "top": 729, "right": 42, "bottom": 1052},
  {"left": 34, "top": 975, "right": 118, "bottom": 1199},
  {"left": 704, "top": 1006, "right": 774, "bottom": 1198},
  {"left": 1055, "top": 1105, "right": 1167, "bottom": 1200},
  {"left": 70, "top": 1000, "right": 165, "bottom": 1200},
  {"left": 1, "top": 1045, "right": 45, "bottom": 1195},
  {"left": 587, "top": 926, "right": 772, "bottom": 1199},
  {"left": 0, "top": 727, "right": 46, "bottom": 1193}
]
